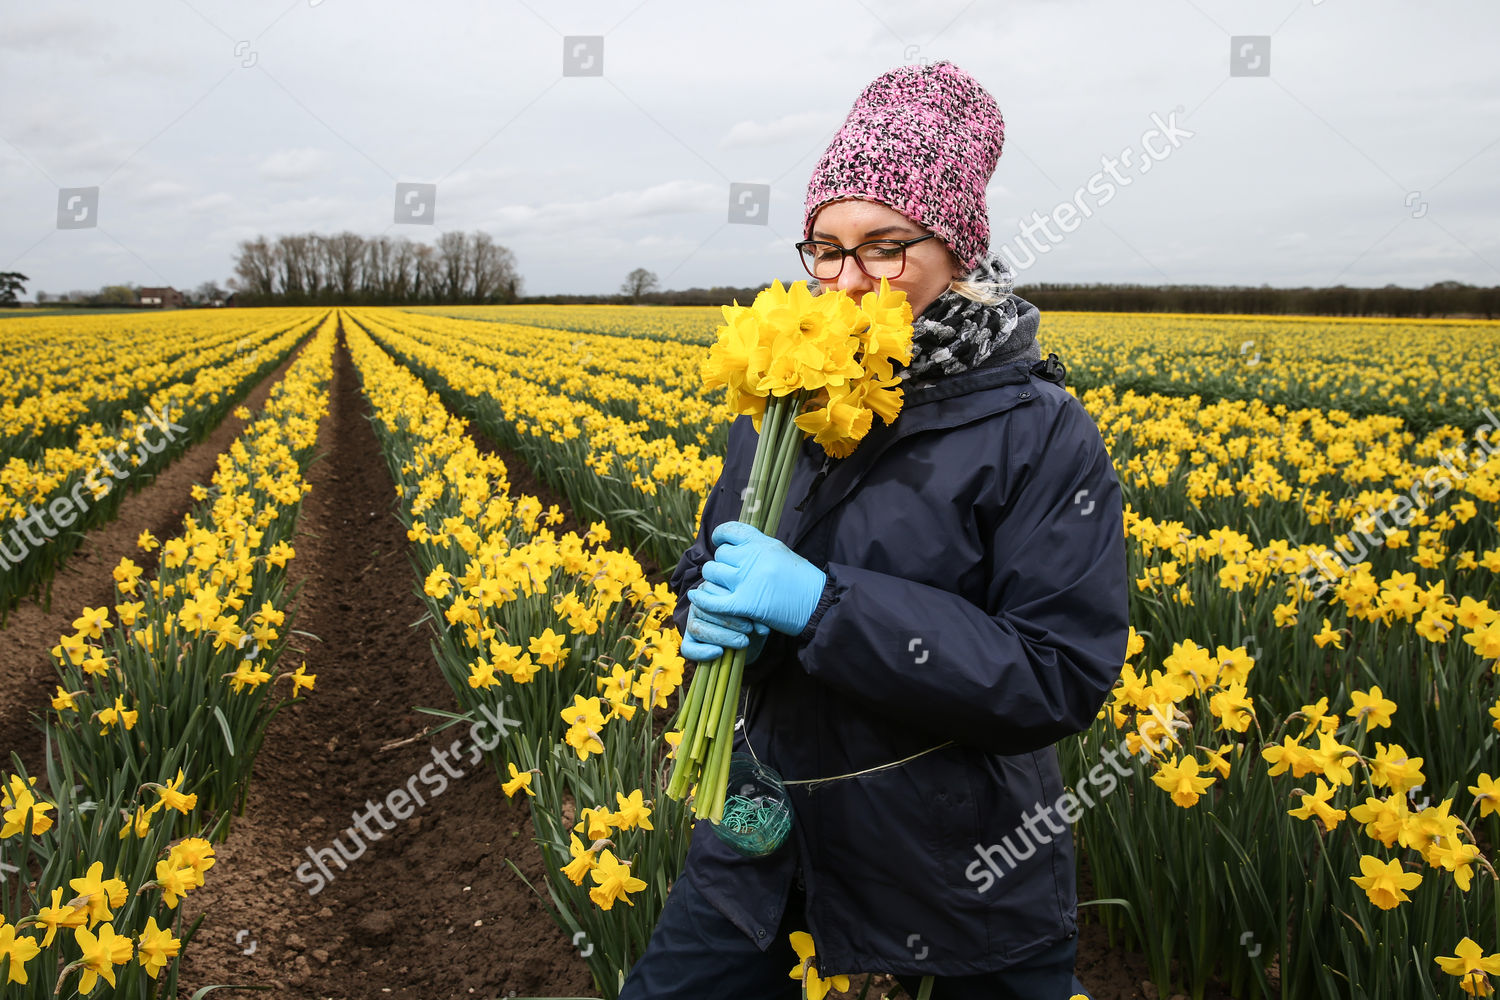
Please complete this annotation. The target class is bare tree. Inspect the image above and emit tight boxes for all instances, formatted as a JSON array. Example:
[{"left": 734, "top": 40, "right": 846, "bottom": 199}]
[
  {"left": 275, "top": 234, "right": 320, "bottom": 302},
  {"left": 391, "top": 236, "right": 416, "bottom": 302},
  {"left": 233, "top": 229, "right": 523, "bottom": 305},
  {"left": 412, "top": 243, "right": 439, "bottom": 303},
  {"left": 470, "top": 231, "right": 512, "bottom": 302},
  {"left": 323, "top": 231, "right": 366, "bottom": 301},
  {"left": 365, "top": 235, "right": 395, "bottom": 301},
  {"left": 233, "top": 237, "right": 278, "bottom": 300},
  {"left": 494, "top": 245, "right": 521, "bottom": 303},
  {"left": 621, "top": 267, "right": 659, "bottom": 303},
  {"left": 437, "top": 231, "right": 470, "bottom": 303}
]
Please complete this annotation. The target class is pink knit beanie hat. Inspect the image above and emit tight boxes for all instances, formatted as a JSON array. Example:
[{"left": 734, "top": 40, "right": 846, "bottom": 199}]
[{"left": 803, "top": 60, "right": 1005, "bottom": 273}]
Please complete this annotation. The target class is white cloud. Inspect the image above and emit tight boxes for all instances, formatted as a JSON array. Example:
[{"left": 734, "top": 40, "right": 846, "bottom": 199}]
[
  {"left": 477, "top": 179, "right": 720, "bottom": 235},
  {"left": 134, "top": 179, "right": 191, "bottom": 202},
  {"left": 257, "top": 148, "right": 334, "bottom": 183},
  {"left": 188, "top": 192, "right": 237, "bottom": 213},
  {"left": 719, "top": 111, "right": 837, "bottom": 151},
  {"left": 1, "top": 0, "right": 1497, "bottom": 294}
]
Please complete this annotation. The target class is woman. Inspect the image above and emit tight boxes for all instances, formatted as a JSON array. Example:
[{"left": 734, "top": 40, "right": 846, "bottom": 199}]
[{"left": 620, "top": 60, "right": 1128, "bottom": 1000}]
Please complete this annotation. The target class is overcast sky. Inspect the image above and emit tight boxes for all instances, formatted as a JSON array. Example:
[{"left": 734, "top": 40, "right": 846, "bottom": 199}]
[{"left": 2, "top": 0, "right": 1497, "bottom": 298}]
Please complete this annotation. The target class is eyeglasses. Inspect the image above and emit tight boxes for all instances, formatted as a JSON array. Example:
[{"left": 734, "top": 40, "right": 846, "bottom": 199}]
[{"left": 794, "top": 233, "right": 939, "bottom": 281}]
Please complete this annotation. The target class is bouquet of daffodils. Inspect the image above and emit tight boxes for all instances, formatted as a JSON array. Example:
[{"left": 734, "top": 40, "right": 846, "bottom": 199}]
[{"left": 665, "top": 277, "right": 914, "bottom": 824}]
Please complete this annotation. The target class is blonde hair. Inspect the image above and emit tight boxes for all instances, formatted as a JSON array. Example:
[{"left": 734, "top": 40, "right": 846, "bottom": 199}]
[
  {"left": 944, "top": 241, "right": 1014, "bottom": 306},
  {"left": 947, "top": 277, "right": 1010, "bottom": 305}
]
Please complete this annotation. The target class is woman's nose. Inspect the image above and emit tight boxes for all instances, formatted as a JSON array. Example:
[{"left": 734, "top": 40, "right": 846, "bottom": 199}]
[{"left": 833, "top": 258, "right": 872, "bottom": 294}]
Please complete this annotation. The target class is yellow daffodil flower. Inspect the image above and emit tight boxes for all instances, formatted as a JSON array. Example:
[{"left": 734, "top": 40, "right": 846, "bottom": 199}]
[
  {"left": 1350, "top": 854, "right": 1421, "bottom": 910},
  {"left": 135, "top": 917, "right": 181, "bottom": 979},
  {"left": 1436, "top": 937, "right": 1500, "bottom": 997},
  {"left": 587, "top": 849, "right": 646, "bottom": 910}
]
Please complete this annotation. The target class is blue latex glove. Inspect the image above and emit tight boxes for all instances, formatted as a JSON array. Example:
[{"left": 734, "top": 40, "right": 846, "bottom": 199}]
[
  {"left": 680, "top": 602, "right": 770, "bottom": 663},
  {"left": 687, "top": 521, "right": 826, "bottom": 636}
]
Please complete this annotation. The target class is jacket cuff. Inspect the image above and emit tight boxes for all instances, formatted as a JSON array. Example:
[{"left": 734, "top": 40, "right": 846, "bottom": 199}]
[{"left": 797, "top": 571, "right": 839, "bottom": 644}]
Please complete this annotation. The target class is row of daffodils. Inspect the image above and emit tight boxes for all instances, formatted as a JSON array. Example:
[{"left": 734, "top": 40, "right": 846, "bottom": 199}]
[
  {"left": 344, "top": 313, "right": 691, "bottom": 999},
  {"left": 0, "top": 312, "right": 334, "bottom": 994},
  {"left": 0, "top": 309, "right": 327, "bottom": 623},
  {"left": 417, "top": 302, "right": 1500, "bottom": 435},
  {"left": 357, "top": 299, "right": 1500, "bottom": 998},
  {"left": 348, "top": 306, "right": 724, "bottom": 572},
  {"left": 0, "top": 309, "right": 320, "bottom": 460}
]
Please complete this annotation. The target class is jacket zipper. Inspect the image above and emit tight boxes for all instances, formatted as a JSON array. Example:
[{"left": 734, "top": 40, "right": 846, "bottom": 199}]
[{"left": 793, "top": 454, "right": 833, "bottom": 513}]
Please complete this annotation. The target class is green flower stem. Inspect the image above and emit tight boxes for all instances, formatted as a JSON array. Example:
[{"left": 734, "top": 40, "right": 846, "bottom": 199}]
[
  {"left": 759, "top": 397, "right": 809, "bottom": 537},
  {"left": 665, "top": 658, "right": 712, "bottom": 798},
  {"left": 669, "top": 390, "right": 813, "bottom": 817},
  {"left": 702, "top": 651, "right": 746, "bottom": 822},
  {"left": 685, "top": 654, "right": 723, "bottom": 765},
  {"left": 762, "top": 395, "right": 810, "bottom": 542},
  {"left": 742, "top": 398, "right": 787, "bottom": 529},
  {"left": 669, "top": 394, "right": 793, "bottom": 804},
  {"left": 673, "top": 398, "right": 786, "bottom": 786},
  {"left": 698, "top": 392, "right": 808, "bottom": 820}
]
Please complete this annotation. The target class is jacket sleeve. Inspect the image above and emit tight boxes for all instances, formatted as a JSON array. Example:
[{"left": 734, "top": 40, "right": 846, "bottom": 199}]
[{"left": 794, "top": 396, "right": 1130, "bottom": 756}]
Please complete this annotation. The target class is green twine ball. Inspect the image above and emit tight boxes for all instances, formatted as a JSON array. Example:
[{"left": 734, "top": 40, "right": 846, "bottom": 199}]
[{"left": 710, "top": 752, "right": 794, "bottom": 857}]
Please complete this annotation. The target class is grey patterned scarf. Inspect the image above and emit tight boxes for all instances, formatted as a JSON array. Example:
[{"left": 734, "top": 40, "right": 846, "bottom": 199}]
[{"left": 898, "top": 251, "right": 1041, "bottom": 383}]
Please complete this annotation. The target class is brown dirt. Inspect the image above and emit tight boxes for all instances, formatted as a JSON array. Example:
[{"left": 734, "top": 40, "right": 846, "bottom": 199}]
[
  {"left": 2, "top": 317, "right": 1220, "bottom": 1000},
  {"left": 174, "top": 323, "right": 593, "bottom": 998}
]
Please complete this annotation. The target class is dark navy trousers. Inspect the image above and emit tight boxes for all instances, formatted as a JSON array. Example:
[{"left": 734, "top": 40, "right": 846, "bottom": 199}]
[{"left": 618, "top": 864, "right": 1094, "bottom": 1000}]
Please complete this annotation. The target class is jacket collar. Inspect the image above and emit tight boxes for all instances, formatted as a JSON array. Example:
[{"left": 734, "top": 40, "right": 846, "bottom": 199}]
[
  {"left": 787, "top": 360, "right": 1040, "bottom": 549},
  {"left": 901, "top": 356, "right": 1034, "bottom": 409}
]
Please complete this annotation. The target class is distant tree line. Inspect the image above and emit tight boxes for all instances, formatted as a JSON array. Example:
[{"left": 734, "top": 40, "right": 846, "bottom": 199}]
[
  {"left": 516, "top": 272, "right": 1500, "bottom": 318},
  {"left": 230, "top": 230, "right": 522, "bottom": 306},
  {"left": 30, "top": 281, "right": 226, "bottom": 307},
  {"left": 1012, "top": 280, "right": 1500, "bottom": 318},
  {"left": 526, "top": 272, "right": 782, "bottom": 307}
]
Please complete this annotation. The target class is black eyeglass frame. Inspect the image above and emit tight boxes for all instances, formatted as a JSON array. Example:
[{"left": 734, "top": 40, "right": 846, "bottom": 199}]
[{"left": 794, "top": 233, "right": 940, "bottom": 280}]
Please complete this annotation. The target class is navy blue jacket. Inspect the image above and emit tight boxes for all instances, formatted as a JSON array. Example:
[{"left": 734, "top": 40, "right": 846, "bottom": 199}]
[{"left": 668, "top": 297, "right": 1130, "bottom": 978}]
